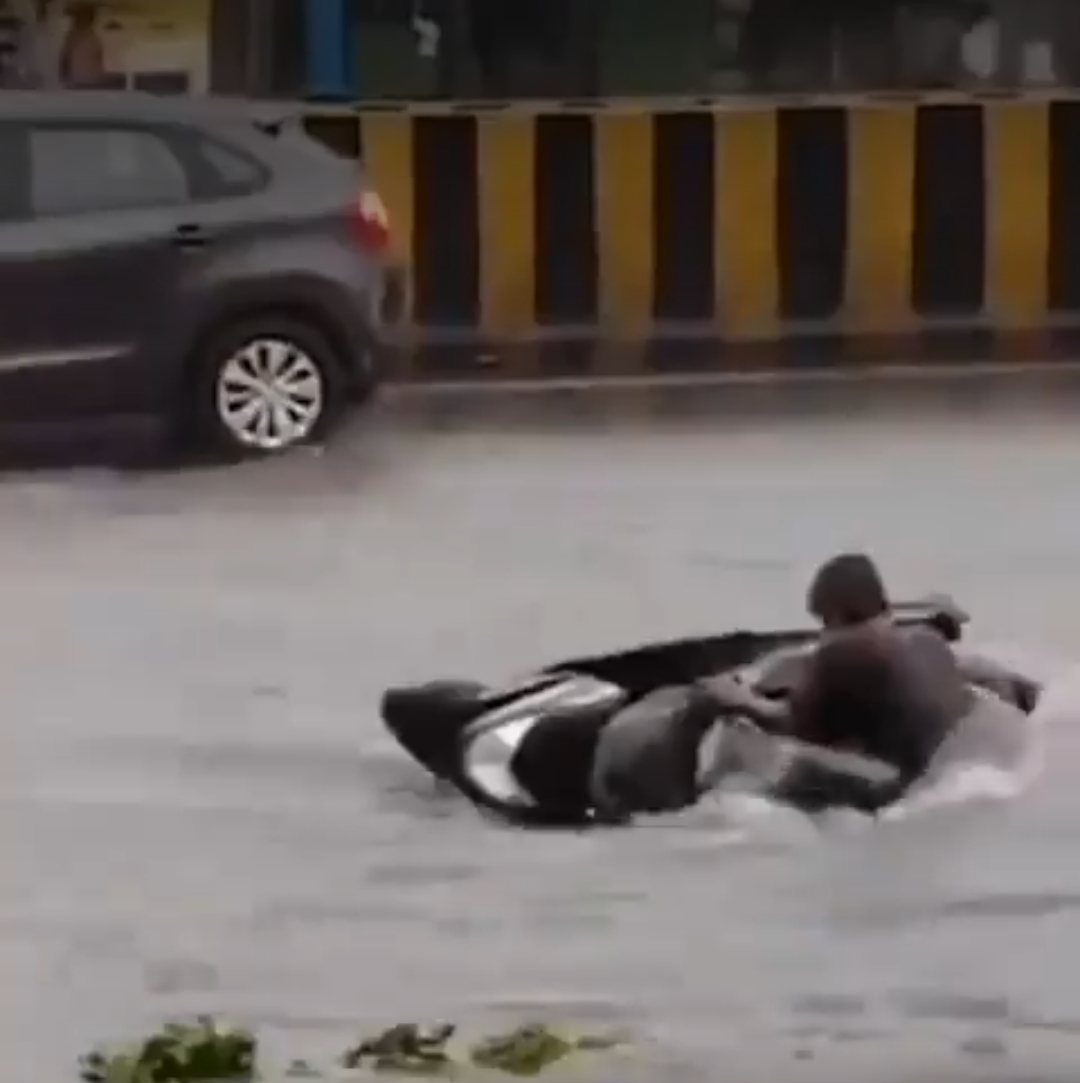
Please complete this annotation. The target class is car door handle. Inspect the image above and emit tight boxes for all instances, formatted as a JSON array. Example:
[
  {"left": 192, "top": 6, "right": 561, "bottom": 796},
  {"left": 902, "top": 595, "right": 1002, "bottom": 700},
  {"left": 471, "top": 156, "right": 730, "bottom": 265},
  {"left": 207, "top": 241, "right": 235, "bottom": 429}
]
[{"left": 172, "top": 223, "right": 211, "bottom": 248}]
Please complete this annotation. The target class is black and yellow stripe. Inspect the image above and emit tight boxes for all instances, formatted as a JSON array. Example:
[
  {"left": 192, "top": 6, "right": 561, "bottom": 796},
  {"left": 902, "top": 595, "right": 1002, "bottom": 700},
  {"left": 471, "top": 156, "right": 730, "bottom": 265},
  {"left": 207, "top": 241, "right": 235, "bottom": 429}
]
[{"left": 302, "top": 96, "right": 1077, "bottom": 381}]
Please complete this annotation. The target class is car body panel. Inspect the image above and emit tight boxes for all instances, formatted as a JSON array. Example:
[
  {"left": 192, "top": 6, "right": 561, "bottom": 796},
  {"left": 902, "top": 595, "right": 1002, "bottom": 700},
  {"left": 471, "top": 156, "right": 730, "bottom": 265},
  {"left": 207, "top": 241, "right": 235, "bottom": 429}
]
[
  {"left": 0, "top": 92, "right": 398, "bottom": 432},
  {"left": 139, "top": 218, "right": 386, "bottom": 405},
  {"left": 0, "top": 206, "right": 184, "bottom": 421}
]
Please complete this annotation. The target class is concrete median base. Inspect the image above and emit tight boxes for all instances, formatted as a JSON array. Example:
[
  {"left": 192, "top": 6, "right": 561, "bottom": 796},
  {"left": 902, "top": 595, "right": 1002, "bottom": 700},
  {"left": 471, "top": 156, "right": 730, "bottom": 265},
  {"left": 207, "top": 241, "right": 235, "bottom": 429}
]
[{"left": 386, "top": 326, "right": 1080, "bottom": 384}]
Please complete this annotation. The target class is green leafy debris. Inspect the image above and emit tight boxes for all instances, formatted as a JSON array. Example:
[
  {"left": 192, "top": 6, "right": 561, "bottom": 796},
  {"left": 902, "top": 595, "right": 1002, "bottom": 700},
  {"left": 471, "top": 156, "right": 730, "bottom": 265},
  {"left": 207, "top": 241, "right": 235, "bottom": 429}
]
[
  {"left": 79, "top": 1017, "right": 256, "bottom": 1083},
  {"left": 468, "top": 1024, "right": 625, "bottom": 1076},
  {"left": 79, "top": 1016, "right": 628, "bottom": 1080},
  {"left": 341, "top": 1023, "right": 457, "bottom": 1076}
]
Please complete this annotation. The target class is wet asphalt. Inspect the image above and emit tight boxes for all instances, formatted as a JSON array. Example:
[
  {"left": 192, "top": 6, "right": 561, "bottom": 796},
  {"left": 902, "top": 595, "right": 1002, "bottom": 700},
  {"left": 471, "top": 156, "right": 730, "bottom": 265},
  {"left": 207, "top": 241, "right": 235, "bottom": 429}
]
[{"left": 5, "top": 373, "right": 1080, "bottom": 1083}]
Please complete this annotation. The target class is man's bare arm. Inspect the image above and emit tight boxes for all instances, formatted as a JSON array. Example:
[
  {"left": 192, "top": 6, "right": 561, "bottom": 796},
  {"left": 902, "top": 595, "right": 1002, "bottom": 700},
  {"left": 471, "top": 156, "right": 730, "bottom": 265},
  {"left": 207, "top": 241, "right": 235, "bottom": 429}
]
[
  {"left": 954, "top": 651, "right": 1039, "bottom": 710},
  {"left": 696, "top": 674, "right": 796, "bottom": 732}
]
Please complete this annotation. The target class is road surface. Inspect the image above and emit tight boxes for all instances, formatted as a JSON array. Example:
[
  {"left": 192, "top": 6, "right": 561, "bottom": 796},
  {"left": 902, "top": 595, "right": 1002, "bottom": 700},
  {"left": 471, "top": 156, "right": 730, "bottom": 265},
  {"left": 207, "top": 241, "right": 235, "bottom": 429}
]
[{"left": 4, "top": 374, "right": 1080, "bottom": 1082}]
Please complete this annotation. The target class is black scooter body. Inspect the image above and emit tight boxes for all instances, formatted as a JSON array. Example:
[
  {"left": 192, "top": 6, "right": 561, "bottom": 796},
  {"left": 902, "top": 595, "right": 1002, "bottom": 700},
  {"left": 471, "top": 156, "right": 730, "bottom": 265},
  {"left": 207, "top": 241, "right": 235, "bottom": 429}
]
[{"left": 381, "top": 600, "right": 969, "bottom": 819}]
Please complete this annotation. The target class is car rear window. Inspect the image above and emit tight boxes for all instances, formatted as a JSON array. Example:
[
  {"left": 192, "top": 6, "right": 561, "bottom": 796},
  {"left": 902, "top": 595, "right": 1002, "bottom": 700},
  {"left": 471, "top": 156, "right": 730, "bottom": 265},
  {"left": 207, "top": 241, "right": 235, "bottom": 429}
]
[{"left": 187, "top": 134, "right": 268, "bottom": 197}]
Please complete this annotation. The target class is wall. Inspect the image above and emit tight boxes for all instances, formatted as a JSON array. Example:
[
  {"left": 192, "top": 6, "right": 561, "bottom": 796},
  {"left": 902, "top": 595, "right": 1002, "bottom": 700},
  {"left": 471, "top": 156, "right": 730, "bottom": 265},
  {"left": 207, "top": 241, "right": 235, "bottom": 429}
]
[
  {"left": 333, "top": 0, "right": 1080, "bottom": 101},
  {"left": 110, "top": 0, "right": 211, "bottom": 92},
  {"left": 303, "top": 96, "right": 1079, "bottom": 380},
  {"left": 0, "top": 0, "right": 210, "bottom": 91}
]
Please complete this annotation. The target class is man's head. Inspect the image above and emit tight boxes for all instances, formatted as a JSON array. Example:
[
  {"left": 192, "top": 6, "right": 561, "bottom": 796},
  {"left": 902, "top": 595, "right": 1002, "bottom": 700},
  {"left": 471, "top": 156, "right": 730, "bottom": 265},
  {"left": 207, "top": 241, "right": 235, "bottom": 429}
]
[{"left": 807, "top": 552, "right": 889, "bottom": 629}]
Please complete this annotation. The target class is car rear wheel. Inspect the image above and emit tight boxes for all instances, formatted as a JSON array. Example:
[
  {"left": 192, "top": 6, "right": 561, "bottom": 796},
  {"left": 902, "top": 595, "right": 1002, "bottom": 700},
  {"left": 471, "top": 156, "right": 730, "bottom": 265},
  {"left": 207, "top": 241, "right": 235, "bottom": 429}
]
[{"left": 188, "top": 317, "right": 344, "bottom": 459}]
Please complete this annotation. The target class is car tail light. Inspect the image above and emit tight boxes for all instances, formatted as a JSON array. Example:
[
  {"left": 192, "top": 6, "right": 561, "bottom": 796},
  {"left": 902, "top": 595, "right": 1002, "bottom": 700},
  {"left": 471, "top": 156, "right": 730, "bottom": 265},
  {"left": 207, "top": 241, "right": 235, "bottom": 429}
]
[{"left": 350, "top": 189, "right": 391, "bottom": 254}]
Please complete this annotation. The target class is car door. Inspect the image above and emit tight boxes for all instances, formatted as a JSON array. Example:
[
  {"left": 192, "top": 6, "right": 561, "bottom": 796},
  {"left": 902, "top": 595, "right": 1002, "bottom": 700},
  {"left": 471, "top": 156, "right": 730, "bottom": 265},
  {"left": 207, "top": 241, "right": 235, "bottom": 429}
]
[
  {"left": 0, "top": 121, "right": 190, "bottom": 423},
  {"left": 0, "top": 121, "right": 37, "bottom": 417}
]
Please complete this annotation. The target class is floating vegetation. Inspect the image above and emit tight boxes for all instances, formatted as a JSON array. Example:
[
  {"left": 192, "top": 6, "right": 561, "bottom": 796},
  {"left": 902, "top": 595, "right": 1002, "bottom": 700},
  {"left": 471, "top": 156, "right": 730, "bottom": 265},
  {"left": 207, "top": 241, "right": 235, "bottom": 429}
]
[
  {"left": 341, "top": 1023, "right": 457, "bottom": 1075},
  {"left": 79, "top": 1017, "right": 256, "bottom": 1083},
  {"left": 80, "top": 1017, "right": 628, "bottom": 1081},
  {"left": 468, "top": 1023, "right": 621, "bottom": 1076}
]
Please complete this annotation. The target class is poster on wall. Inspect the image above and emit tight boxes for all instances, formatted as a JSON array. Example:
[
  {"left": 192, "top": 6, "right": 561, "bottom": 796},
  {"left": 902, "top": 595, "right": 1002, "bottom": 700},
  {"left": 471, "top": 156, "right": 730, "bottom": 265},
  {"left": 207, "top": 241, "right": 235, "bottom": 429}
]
[
  {"left": 0, "top": 0, "right": 50, "bottom": 85},
  {"left": 0, "top": 0, "right": 209, "bottom": 91}
]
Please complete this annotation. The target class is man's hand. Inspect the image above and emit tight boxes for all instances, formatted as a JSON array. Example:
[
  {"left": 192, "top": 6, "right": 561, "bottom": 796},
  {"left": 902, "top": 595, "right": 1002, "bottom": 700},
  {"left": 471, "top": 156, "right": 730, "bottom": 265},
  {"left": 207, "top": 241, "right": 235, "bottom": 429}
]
[
  {"left": 896, "top": 593, "right": 969, "bottom": 642},
  {"left": 697, "top": 673, "right": 750, "bottom": 710},
  {"left": 697, "top": 671, "right": 792, "bottom": 732}
]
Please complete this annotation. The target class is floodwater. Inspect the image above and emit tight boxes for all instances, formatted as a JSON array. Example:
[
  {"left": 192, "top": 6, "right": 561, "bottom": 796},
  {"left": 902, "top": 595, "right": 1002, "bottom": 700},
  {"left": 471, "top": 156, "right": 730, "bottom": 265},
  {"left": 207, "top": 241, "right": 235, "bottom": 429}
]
[{"left": 4, "top": 375, "right": 1080, "bottom": 1083}]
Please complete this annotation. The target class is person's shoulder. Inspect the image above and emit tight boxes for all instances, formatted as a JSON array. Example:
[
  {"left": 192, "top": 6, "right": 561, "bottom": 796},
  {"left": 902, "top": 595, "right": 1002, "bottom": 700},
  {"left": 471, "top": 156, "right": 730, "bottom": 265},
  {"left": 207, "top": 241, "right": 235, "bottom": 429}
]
[
  {"left": 823, "top": 622, "right": 923, "bottom": 675},
  {"left": 809, "top": 627, "right": 881, "bottom": 677},
  {"left": 897, "top": 622, "right": 950, "bottom": 651},
  {"left": 816, "top": 625, "right": 879, "bottom": 655}
]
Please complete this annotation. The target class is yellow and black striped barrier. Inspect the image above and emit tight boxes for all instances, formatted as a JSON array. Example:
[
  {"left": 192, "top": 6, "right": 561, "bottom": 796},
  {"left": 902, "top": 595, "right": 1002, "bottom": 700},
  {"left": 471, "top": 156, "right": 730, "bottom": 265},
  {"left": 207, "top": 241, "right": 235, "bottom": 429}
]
[{"left": 302, "top": 94, "right": 1080, "bottom": 381}]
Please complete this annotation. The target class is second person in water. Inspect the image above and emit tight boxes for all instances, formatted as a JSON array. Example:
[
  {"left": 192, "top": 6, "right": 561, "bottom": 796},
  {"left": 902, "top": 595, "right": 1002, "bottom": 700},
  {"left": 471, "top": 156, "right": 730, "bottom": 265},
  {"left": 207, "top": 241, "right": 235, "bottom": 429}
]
[{"left": 700, "top": 552, "right": 1033, "bottom": 813}]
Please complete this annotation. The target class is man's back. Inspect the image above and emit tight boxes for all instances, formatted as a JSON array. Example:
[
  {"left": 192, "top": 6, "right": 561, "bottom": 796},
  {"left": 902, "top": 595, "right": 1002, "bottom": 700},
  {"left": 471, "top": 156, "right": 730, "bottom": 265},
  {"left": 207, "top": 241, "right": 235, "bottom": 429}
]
[{"left": 795, "top": 622, "right": 973, "bottom": 781}]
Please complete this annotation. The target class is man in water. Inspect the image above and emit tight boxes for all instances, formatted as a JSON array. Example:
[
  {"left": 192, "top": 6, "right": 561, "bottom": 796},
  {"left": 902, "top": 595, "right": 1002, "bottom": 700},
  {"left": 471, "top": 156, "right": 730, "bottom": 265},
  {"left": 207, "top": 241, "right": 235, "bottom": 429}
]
[
  {"left": 701, "top": 553, "right": 1031, "bottom": 814},
  {"left": 460, "top": 676, "right": 719, "bottom": 827},
  {"left": 585, "top": 684, "right": 720, "bottom": 822},
  {"left": 458, "top": 553, "right": 1031, "bottom": 825}
]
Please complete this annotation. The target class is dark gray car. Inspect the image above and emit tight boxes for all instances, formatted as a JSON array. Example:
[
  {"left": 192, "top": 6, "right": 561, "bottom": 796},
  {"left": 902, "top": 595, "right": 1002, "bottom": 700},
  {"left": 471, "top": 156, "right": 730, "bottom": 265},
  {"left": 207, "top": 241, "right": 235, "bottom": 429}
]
[{"left": 0, "top": 91, "right": 404, "bottom": 458}]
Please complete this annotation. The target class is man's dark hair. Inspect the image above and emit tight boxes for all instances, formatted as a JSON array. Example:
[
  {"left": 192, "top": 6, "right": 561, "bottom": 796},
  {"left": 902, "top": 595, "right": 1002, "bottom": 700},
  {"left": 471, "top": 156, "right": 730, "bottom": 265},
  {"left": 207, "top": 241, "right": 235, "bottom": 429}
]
[{"left": 807, "top": 552, "right": 889, "bottom": 627}]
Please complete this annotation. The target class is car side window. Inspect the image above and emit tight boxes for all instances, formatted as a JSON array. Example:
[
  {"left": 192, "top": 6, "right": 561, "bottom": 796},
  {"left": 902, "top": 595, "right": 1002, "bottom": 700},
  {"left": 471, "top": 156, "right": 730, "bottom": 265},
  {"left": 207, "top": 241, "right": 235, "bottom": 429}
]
[
  {"left": 30, "top": 126, "right": 190, "bottom": 217},
  {"left": 190, "top": 136, "right": 267, "bottom": 197}
]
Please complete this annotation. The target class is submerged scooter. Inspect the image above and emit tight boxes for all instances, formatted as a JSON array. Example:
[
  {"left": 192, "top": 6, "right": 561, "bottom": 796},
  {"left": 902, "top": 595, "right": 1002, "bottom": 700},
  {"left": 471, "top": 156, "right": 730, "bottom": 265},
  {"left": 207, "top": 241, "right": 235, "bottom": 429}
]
[{"left": 381, "top": 598, "right": 978, "bottom": 826}]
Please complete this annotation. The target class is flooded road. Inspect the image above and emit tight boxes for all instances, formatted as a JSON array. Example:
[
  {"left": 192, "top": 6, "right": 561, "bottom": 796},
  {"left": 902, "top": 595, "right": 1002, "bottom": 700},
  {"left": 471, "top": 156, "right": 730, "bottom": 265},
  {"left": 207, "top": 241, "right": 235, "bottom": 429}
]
[{"left": 4, "top": 376, "right": 1080, "bottom": 1083}]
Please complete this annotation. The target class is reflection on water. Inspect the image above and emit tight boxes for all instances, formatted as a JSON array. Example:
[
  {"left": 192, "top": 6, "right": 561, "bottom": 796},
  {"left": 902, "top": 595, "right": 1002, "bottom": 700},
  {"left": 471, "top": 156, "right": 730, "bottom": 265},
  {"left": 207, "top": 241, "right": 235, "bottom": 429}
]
[{"left": 4, "top": 393, "right": 1080, "bottom": 1081}]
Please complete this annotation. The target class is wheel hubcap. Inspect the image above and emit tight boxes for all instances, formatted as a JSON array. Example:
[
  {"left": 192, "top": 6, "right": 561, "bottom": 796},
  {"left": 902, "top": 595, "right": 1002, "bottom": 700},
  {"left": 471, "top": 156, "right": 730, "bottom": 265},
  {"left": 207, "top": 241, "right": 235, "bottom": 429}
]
[{"left": 216, "top": 338, "right": 324, "bottom": 451}]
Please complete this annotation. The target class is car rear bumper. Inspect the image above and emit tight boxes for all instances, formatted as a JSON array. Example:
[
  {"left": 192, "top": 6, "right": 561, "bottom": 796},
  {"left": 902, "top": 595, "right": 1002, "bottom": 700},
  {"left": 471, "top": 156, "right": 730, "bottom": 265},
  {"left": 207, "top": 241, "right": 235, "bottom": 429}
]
[
  {"left": 334, "top": 261, "right": 408, "bottom": 393},
  {"left": 378, "top": 260, "right": 409, "bottom": 329}
]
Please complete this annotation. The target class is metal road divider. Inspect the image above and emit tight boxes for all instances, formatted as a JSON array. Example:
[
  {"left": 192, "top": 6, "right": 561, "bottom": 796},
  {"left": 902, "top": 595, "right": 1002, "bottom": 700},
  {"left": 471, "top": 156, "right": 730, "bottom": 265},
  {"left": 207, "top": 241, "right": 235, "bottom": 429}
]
[{"left": 302, "top": 94, "right": 1080, "bottom": 382}]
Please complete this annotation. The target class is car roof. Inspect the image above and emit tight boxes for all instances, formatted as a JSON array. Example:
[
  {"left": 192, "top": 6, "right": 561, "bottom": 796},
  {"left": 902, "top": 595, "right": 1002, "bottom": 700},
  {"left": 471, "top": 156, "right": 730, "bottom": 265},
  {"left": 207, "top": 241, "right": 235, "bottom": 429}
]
[{"left": 0, "top": 90, "right": 310, "bottom": 126}]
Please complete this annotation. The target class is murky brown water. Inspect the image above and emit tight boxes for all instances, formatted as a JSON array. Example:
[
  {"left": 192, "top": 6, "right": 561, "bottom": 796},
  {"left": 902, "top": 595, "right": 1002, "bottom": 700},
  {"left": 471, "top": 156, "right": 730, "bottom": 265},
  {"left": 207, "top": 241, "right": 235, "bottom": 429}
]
[{"left": 4, "top": 377, "right": 1080, "bottom": 1083}]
